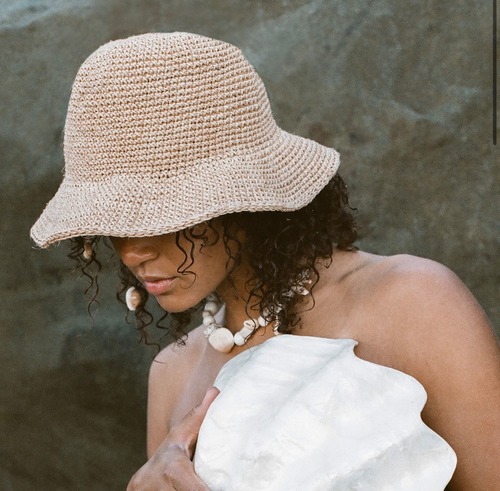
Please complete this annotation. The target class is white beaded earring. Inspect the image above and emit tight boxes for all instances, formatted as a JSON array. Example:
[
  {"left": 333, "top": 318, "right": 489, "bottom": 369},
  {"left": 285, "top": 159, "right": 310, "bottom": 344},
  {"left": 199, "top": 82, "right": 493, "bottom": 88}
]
[
  {"left": 126, "top": 286, "right": 142, "bottom": 311},
  {"left": 82, "top": 237, "right": 94, "bottom": 260}
]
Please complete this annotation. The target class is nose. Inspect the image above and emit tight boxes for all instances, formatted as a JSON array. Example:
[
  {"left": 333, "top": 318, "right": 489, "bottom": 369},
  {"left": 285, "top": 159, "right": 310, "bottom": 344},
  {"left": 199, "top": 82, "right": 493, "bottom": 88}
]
[{"left": 110, "top": 236, "right": 159, "bottom": 270}]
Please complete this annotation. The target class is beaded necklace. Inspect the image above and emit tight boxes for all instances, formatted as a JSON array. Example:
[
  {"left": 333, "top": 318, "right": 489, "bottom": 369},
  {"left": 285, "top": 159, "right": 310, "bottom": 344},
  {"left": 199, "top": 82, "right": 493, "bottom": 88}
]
[{"left": 202, "top": 276, "right": 311, "bottom": 353}]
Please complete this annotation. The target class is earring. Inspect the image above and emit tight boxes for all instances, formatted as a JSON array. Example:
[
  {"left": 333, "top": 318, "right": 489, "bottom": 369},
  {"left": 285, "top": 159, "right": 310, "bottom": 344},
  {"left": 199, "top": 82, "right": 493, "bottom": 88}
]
[
  {"left": 82, "top": 238, "right": 93, "bottom": 260},
  {"left": 126, "top": 286, "right": 142, "bottom": 311}
]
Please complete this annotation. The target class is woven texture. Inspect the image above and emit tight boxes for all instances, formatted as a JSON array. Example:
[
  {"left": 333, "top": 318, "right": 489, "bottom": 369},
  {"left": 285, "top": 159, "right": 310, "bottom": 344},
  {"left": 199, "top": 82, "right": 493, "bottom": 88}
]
[{"left": 31, "top": 32, "right": 340, "bottom": 247}]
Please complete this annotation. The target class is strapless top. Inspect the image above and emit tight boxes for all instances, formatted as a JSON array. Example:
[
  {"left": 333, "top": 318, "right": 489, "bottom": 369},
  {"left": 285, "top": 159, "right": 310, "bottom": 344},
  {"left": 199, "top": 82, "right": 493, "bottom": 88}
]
[{"left": 194, "top": 335, "right": 456, "bottom": 490}]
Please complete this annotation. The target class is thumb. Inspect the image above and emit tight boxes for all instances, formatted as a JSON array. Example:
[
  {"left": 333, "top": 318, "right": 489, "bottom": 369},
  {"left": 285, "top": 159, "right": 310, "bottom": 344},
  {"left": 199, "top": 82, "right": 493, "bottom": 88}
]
[
  {"left": 174, "top": 386, "right": 220, "bottom": 456},
  {"left": 198, "top": 386, "right": 220, "bottom": 414}
]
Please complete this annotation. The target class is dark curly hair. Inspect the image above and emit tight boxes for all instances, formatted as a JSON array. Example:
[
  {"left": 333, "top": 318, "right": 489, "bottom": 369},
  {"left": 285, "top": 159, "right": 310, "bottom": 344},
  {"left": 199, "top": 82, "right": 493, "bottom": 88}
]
[{"left": 67, "top": 174, "right": 357, "bottom": 348}]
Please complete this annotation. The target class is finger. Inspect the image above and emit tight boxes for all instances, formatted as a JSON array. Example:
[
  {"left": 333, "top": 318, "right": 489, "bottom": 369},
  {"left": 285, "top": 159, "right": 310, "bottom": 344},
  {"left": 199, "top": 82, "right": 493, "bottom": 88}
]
[
  {"left": 127, "top": 446, "right": 210, "bottom": 491},
  {"left": 199, "top": 386, "right": 220, "bottom": 413},
  {"left": 164, "top": 456, "right": 210, "bottom": 491},
  {"left": 182, "top": 386, "right": 220, "bottom": 434},
  {"left": 169, "top": 387, "right": 220, "bottom": 455}
]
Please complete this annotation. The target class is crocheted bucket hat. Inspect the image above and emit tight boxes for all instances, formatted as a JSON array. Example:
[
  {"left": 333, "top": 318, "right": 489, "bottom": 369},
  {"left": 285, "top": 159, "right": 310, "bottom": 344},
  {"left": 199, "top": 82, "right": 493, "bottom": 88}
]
[{"left": 31, "top": 32, "right": 340, "bottom": 248}]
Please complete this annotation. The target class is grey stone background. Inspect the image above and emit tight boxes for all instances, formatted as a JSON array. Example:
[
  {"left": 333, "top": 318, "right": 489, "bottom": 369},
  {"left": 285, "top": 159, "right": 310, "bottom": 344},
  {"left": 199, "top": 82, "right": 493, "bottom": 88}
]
[{"left": 0, "top": 0, "right": 498, "bottom": 489}]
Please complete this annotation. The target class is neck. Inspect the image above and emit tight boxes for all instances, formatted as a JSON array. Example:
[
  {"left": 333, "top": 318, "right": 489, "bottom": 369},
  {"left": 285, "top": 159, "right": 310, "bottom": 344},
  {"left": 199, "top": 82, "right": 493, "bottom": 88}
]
[
  {"left": 204, "top": 260, "right": 315, "bottom": 354},
  {"left": 215, "top": 263, "right": 259, "bottom": 334}
]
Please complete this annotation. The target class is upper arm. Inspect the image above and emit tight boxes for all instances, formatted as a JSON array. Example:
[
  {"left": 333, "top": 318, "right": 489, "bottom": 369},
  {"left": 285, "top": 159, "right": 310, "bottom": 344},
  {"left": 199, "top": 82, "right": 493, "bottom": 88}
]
[{"left": 384, "top": 258, "right": 500, "bottom": 490}]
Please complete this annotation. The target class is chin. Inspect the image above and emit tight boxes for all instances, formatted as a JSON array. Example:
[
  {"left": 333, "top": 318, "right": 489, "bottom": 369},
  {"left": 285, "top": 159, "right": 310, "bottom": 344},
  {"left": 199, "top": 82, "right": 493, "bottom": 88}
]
[{"left": 155, "top": 294, "right": 202, "bottom": 314}]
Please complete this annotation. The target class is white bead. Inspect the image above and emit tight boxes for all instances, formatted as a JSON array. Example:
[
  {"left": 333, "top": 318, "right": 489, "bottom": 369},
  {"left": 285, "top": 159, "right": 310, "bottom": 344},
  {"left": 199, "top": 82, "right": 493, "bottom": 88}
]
[
  {"left": 292, "top": 285, "right": 310, "bottom": 295},
  {"left": 83, "top": 241, "right": 93, "bottom": 260},
  {"left": 205, "top": 293, "right": 218, "bottom": 302},
  {"left": 204, "top": 301, "right": 218, "bottom": 315},
  {"left": 234, "top": 332, "right": 246, "bottom": 346},
  {"left": 126, "top": 287, "right": 141, "bottom": 311},
  {"left": 200, "top": 270, "right": 311, "bottom": 353},
  {"left": 204, "top": 325, "right": 216, "bottom": 337},
  {"left": 273, "top": 320, "right": 281, "bottom": 335},
  {"left": 238, "top": 326, "right": 254, "bottom": 339},
  {"left": 243, "top": 319, "right": 258, "bottom": 330},
  {"left": 208, "top": 327, "right": 235, "bottom": 353}
]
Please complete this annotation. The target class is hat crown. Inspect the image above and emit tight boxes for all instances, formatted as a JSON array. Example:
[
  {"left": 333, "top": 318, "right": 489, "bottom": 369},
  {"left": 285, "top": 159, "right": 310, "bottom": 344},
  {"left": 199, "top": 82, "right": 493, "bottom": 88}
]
[
  {"left": 31, "top": 32, "right": 340, "bottom": 248},
  {"left": 64, "top": 32, "right": 276, "bottom": 181}
]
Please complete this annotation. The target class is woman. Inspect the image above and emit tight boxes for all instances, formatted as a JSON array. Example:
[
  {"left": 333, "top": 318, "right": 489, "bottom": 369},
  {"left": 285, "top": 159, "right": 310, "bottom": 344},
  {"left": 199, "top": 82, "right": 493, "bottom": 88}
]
[{"left": 31, "top": 32, "right": 499, "bottom": 490}]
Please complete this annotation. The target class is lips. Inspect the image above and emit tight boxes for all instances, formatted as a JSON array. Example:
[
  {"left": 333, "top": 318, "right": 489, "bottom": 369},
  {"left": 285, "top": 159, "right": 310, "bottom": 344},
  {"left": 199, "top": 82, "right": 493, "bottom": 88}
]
[{"left": 139, "top": 276, "right": 177, "bottom": 295}]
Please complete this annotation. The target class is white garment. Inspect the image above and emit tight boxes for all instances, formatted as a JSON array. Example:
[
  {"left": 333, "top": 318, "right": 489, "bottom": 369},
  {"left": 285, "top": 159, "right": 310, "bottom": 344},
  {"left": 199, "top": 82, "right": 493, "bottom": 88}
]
[{"left": 194, "top": 335, "right": 456, "bottom": 490}]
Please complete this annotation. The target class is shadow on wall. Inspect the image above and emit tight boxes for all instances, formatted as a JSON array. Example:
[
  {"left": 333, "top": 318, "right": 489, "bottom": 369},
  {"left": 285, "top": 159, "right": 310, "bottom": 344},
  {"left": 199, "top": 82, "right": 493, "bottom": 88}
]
[{"left": 0, "top": 362, "right": 146, "bottom": 491}]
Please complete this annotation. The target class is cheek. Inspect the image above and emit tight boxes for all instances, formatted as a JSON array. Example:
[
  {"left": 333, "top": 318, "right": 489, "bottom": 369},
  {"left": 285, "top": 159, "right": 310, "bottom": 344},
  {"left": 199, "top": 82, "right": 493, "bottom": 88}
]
[
  {"left": 191, "top": 243, "right": 232, "bottom": 288},
  {"left": 155, "top": 241, "right": 231, "bottom": 312}
]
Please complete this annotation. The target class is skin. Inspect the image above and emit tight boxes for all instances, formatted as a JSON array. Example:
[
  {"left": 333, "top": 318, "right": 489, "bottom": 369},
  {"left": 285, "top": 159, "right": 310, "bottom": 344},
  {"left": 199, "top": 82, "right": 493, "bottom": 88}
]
[{"left": 111, "top": 228, "right": 500, "bottom": 491}]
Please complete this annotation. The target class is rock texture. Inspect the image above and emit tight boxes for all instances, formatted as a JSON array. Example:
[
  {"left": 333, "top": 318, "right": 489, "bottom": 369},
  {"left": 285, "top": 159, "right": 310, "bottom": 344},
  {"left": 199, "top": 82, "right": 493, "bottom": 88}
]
[{"left": 0, "top": 0, "right": 497, "bottom": 489}]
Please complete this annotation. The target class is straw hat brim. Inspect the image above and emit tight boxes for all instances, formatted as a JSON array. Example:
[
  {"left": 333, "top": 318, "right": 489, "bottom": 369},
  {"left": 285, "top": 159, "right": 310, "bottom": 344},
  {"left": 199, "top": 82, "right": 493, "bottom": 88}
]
[{"left": 30, "top": 129, "right": 340, "bottom": 248}]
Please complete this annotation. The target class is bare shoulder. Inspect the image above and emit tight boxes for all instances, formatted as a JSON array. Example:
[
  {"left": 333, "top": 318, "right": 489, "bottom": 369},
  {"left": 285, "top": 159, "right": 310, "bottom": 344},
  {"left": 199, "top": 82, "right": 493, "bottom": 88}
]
[
  {"left": 315, "top": 251, "right": 496, "bottom": 347},
  {"left": 150, "top": 324, "right": 207, "bottom": 394},
  {"left": 360, "top": 252, "right": 477, "bottom": 294},
  {"left": 147, "top": 325, "right": 206, "bottom": 457},
  {"left": 320, "top": 251, "right": 494, "bottom": 336},
  {"left": 153, "top": 323, "right": 206, "bottom": 367},
  {"left": 358, "top": 254, "right": 500, "bottom": 489},
  {"left": 357, "top": 253, "right": 499, "bottom": 393},
  {"left": 366, "top": 253, "right": 496, "bottom": 344}
]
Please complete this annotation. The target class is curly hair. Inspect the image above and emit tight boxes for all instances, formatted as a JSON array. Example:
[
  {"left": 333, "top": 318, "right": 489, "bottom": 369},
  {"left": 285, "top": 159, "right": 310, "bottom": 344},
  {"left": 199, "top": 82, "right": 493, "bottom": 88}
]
[{"left": 67, "top": 174, "right": 357, "bottom": 348}]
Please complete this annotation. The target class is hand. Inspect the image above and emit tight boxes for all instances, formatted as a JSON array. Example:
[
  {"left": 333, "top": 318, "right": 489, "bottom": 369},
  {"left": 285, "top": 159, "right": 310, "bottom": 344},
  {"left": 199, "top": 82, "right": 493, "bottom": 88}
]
[{"left": 127, "top": 387, "right": 220, "bottom": 491}]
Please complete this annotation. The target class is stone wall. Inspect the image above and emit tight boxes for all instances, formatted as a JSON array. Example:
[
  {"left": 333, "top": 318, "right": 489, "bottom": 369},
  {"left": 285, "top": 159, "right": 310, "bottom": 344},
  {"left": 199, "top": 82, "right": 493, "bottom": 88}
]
[{"left": 0, "top": 0, "right": 497, "bottom": 489}]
